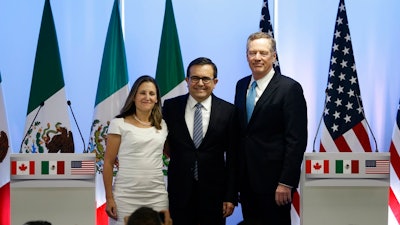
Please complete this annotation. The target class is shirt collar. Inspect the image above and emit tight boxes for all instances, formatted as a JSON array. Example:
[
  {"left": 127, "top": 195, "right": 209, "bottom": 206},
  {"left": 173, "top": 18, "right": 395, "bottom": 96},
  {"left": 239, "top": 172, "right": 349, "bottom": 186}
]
[
  {"left": 188, "top": 95, "right": 212, "bottom": 111},
  {"left": 250, "top": 68, "right": 275, "bottom": 90}
]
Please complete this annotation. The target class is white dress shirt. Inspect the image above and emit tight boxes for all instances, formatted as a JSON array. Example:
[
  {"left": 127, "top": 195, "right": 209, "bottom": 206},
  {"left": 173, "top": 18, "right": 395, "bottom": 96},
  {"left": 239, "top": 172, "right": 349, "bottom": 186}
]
[
  {"left": 185, "top": 95, "right": 211, "bottom": 140},
  {"left": 248, "top": 68, "right": 275, "bottom": 103}
]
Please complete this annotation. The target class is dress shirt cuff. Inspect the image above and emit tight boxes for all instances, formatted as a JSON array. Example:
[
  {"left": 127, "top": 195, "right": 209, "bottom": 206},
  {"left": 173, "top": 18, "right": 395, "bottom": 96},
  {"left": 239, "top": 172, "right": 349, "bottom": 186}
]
[{"left": 278, "top": 182, "right": 293, "bottom": 189}]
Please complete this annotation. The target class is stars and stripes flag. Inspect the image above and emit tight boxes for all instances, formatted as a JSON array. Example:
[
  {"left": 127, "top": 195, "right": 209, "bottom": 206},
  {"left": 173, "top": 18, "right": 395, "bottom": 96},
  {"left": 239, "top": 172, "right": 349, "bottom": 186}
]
[
  {"left": 259, "top": 0, "right": 280, "bottom": 74},
  {"left": 71, "top": 160, "right": 95, "bottom": 175},
  {"left": 259, "top": 1, "right": 299, "bottom": 223},
  {"left": 319, "top": 0, "right": 373, "bottom": 153},
  {"left": 389, "top": 101, "right": 400, "bottom": 224}
]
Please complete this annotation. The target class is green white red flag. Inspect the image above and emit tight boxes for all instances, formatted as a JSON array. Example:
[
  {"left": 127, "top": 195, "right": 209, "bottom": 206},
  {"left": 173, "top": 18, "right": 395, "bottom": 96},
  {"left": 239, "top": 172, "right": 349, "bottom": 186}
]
[
  {"left": 155, "top": 0, "right": 187, "bottom": 177},
  {"left": 86, "top": 0, "right": 129, "bottom": 224},
  {"left": 155, "top": 0, "right": 186, "bottom": 104},
  {"left": 21, "top": 0, "right": 74, "bottom": 154},
  {"left": 0, "top": 73, "right": 11, "bottom": 225}
]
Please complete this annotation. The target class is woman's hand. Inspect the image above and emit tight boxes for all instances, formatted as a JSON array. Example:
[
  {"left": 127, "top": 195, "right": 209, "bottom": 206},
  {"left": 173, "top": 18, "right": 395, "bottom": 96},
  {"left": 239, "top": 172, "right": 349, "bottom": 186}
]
[
  {"left": 105, "top": 198, "right": 118, "bottom": 220},
  {"left": 160, "top": 209, "right": 173, "bottom": 225}
]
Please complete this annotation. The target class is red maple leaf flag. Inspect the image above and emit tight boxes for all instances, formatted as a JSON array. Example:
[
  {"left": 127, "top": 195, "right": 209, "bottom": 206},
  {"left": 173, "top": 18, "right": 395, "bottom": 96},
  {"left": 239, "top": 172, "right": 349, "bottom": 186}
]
[
  {"left": 11, "top": 161, "right": 35, "bottom": 175},
  {"left": 305, "top": 160, "right": 329, "bottom": 174}
]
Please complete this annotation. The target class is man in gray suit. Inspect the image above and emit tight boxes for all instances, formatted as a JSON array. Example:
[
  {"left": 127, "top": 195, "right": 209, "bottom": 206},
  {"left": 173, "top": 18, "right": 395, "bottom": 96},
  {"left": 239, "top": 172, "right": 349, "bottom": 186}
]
[
  {"left": 234, "top": 32, "right": 307, "bottom": 225},
  {"left": 163, "top": 57, "right": 238, "bottom": 225}
]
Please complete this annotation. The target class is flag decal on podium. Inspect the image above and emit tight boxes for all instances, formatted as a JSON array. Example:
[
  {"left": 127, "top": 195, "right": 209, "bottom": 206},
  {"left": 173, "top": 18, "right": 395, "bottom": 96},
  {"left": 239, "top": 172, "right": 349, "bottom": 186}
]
[
  {"left": 11, "top": 161, "right": 35, "bottom": 175},
  {"left": 305, "top": 160, "right": 329, "bottom": 174},
  {"left": 335, "top": 160, "right": 359, "bottom": 174},
  {"left": 365, "top": 160, "right": 389, "bottom": 174},
  {"left": 71, "top": 160, "right": 95, "bottom": 175},
  {"left": 41, "top": 161, "right": 65, "bottom": 175}
]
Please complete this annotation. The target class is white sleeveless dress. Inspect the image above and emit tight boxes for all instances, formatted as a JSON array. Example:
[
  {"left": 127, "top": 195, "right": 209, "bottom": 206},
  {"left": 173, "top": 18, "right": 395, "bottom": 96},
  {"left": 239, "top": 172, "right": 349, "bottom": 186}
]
[{"left": 108, "top": 118, "right": 168, "bottom": 225}]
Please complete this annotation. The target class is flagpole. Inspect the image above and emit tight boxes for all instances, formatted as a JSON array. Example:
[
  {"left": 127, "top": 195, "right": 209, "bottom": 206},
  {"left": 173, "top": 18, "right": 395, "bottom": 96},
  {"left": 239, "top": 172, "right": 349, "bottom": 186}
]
[
  {"left": 273, "top": 0, "right": 279, "bottom": 40},
  {"left": 120, "top": 0, "right": 125, "bottom": 38}
]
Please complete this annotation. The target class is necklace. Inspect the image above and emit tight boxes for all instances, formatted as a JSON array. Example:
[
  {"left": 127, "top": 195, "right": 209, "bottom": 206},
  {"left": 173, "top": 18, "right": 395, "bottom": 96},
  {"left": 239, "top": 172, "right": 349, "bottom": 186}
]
[{"left": 133, "top": 114, "right": 152, "bottom": 126}]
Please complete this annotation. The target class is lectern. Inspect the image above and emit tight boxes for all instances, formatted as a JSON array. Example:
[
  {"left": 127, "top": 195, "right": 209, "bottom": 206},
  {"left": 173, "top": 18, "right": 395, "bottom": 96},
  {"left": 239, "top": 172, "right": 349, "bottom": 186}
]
[
  {"left": 10, "top": 153, "right": 96, "bottom": 225},
  {"left": 300, "top": 152, "right": 390, "bottom": 225}
]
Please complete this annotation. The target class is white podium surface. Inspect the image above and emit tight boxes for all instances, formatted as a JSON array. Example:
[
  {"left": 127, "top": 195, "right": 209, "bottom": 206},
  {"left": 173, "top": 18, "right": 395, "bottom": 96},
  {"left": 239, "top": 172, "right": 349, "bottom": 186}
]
[
  {"left": 10, "top": 153, "right": 96, "bottom": 225},
  {"left": 300, "top": 152, "right": 390, "bottom": 225}
]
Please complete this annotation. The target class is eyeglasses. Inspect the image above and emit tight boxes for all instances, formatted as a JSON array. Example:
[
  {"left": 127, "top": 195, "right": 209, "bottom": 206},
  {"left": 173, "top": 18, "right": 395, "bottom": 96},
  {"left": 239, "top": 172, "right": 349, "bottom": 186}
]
[{"left": 189, "top": 76, "right": 214, "bottom": 84}]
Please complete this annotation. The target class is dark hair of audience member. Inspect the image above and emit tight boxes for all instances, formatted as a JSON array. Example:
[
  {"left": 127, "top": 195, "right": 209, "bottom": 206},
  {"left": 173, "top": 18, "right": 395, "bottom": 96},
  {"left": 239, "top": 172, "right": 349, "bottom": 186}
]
[
  {"left": 126, "top": 206, "right": 162, "bottom": 225},
  {"left": 23, "top": 221, "right": 52, "bottom": 225}
]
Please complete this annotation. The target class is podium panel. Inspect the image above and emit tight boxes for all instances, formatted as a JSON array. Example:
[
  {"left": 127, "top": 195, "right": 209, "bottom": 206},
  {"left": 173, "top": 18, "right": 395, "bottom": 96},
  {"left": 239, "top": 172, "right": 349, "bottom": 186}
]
[
  {"left": 10, "top": 153, "right": 96, "bottom": 225},
  {"left": 300, "top": 152, "right": 390, "bottom": 225}
]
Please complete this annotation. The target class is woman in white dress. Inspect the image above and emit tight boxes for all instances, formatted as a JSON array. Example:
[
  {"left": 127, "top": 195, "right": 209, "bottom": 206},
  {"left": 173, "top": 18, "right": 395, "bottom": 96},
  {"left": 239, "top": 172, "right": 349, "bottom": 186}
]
[{"left": 103, "top": 75, "right": 169, "bottom": 225}]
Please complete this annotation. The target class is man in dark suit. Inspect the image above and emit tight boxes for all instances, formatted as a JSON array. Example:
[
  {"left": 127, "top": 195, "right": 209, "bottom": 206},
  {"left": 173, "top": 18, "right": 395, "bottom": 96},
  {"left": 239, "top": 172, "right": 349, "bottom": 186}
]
[
  {"left": 234, "top": 32, "right": 307, "bottom": 225},
  {"left": 163, "top": 57, "right": 238, "bottom": 225}
]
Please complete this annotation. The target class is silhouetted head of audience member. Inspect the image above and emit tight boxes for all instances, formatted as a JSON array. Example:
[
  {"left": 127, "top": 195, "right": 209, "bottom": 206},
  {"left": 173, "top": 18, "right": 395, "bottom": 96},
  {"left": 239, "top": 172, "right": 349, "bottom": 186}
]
[
  {"left": 23, "top": 221, "right": 52, "bottom": 225},
  {"left": 125, "top": 206, "right": 162, "bottom": 225},
  {"left": 237, "top": 219, "right": 263, "bottom": 225}
]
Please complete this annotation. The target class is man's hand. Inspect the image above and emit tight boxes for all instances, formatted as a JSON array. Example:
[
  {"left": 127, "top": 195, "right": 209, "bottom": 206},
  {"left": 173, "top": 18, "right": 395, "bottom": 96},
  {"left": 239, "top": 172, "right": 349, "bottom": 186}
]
[
  {"left": 223, "top": 202, "right": 235, "bottom": 218},
  {"left": 275, "top": 184, "right": 292, "bottom": 206}
]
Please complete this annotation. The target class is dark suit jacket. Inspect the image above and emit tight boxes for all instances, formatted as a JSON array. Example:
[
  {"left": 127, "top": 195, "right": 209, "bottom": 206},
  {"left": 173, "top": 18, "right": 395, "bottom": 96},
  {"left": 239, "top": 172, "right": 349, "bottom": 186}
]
[
  {"left": 234, "top": 71, "right": 307, "bottom": 194},
  {"left": 163, "top": 94, "right": 238, "bottom": 210}
]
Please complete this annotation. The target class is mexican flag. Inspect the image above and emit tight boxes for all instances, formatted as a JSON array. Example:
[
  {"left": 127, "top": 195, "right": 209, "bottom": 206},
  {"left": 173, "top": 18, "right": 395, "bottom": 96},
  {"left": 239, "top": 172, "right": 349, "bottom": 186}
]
[
  {"left": 21, "top": 0, "right": 73, "bottom": 154},
  {"left": 0, "top": 73, "right": 11, "bottom": 225},
  {"left": 86, "top": 0, "right": 129, "bottom": 224},
  {"left": 155, "top": 0, "right": 187, "bottom": 177},
  {"left": 155, "top": 0, "right": 186, "bottom": 103}
]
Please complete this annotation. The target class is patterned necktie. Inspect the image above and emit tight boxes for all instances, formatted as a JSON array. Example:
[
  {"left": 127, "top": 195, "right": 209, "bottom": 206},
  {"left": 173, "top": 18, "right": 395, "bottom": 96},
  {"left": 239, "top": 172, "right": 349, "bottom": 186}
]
[
  {"left": 193, "top": 103, "right": 203, "bottom": 180},
  {"left": 193, "top": 103, "right": 203, "bottom": 148},
  {"left": 246, "top": 81, "right": 257, "bottom": 122}
]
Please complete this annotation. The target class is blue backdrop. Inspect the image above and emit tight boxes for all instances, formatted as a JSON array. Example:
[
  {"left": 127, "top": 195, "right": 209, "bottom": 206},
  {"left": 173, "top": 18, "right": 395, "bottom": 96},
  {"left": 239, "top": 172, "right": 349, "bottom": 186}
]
[{"left": 1, "top": 0, "right": 400, "bottom": 224}]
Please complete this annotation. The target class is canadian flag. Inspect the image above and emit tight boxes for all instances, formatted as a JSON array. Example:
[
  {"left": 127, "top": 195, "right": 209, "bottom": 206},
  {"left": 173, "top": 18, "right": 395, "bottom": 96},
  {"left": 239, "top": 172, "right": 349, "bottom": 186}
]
[
  {"left": 305, "top": 160, "right": 329, "bottom": 174},
  {"left": 11, "top": 161, "right": 35, "bottom": 175}
]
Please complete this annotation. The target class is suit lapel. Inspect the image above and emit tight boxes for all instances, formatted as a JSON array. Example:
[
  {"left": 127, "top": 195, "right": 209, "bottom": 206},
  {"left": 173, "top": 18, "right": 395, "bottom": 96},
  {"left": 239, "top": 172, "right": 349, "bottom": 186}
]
[
  {"left": 237, "top": 78, "right": 249, "bottom": 111},
  {"left": 176, "top": 94, "right": 194, "bottom": 145},
  {"left": 245, "top": 72, "right": 281, "bottom": 128},
  {"left": 238, "top": 76, "right": 251, "bottom": 126},
  {"left": 203, "top": 95, "right": 219, "bottom": 145},
  {"left": 253, "top": 72, "right": 280, "bottom": 114}
]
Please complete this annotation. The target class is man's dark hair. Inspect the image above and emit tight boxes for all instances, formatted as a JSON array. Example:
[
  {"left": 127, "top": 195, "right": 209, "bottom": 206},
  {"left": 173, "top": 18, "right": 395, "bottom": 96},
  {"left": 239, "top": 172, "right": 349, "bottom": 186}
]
[
  {"left": 186, "top": 57, "right": 218, "bottom": 78},
  {"left": 126, "top": 207, "right": 162, "bottom": 225}
]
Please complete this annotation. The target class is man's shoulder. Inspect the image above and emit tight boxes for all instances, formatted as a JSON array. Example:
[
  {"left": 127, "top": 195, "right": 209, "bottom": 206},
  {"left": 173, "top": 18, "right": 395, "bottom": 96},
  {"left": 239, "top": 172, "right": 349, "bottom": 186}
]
[
  {"left": 164, "top": 94, "right": 187, "bottom": 105},
  {"left": 237, "top": 75, "right": 252, "bottom": 84},
  {"left": 275, "top": 72, "right": 300, "bottom": 85},
  {"left": 212, "top": 95, "right": 235, "bottom": 108}
]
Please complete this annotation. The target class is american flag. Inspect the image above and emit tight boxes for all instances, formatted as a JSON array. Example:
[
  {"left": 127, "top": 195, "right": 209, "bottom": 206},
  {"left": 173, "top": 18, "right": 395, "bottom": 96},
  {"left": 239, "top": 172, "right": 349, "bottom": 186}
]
[
  {"left": 259, "top": 0, "right": 280, "bottom": 74},
  {"left": 389, "top": 101, "right": 400, "bottom": 224},
  {"left": 259, "top": 1, "right": 299, "bottom": 223},
  {"left": 365, "top": 160, "right": 389, "bottom": 174},
  {"left": 319, "top": 0, "right": 372, "bottom": 153},
  {"left": 71, "top": 160, "right": 95, "bottom": 175}
]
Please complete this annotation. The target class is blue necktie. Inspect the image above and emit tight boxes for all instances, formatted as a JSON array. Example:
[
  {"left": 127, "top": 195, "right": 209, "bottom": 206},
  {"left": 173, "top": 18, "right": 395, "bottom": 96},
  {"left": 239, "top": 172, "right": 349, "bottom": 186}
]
[
  {"left": 193, "top": 103, "right": 203, "bottom": 180},
  {"left": 246, "top": 81, "right": 257, "bottom": 122}
]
